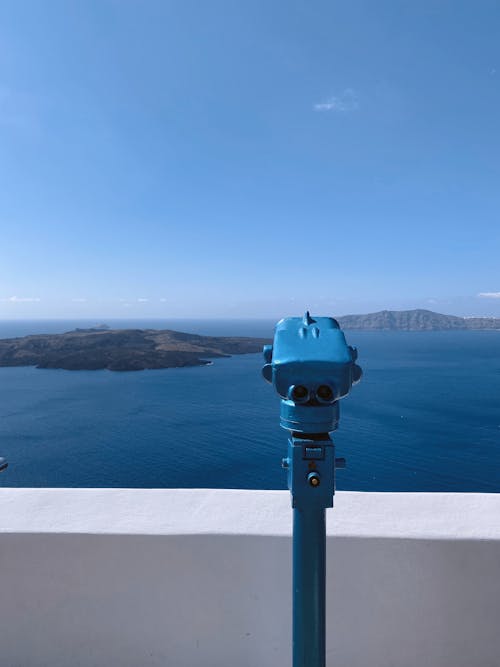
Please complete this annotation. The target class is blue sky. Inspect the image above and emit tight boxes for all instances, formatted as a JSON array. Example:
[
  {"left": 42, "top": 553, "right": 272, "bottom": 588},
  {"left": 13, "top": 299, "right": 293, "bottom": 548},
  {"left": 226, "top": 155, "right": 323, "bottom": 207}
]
[{"left": 1, "top": 1, "right": 499, "bottom": 318}]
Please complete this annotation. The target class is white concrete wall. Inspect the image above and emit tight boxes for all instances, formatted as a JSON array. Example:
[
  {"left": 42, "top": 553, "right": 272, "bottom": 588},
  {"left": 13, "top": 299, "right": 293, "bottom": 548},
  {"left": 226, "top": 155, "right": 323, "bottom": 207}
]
[{"left": 0, "top": 489, "right": 499, "bottom": 667}]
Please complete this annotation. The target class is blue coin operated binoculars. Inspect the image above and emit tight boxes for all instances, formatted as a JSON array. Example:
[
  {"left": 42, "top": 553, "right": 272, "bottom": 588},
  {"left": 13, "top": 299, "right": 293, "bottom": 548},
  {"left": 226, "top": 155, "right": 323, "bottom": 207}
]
[{"left": 262, "top": 312, "right": 361, "bottom": 667}]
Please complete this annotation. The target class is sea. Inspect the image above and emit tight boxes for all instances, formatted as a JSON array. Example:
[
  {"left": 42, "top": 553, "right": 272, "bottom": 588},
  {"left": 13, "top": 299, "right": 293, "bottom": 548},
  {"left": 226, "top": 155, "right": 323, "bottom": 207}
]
[{"left": 0, "top": 319, "right": 499, "bottom": 492}]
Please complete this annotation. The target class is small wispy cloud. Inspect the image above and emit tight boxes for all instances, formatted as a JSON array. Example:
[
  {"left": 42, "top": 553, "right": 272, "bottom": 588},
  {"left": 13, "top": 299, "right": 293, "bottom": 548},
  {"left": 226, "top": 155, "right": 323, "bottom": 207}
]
[
  {"left": 314, "top": 88, "right": 359, "bottom": 113},
  {"left": 478, "top": 292, "right": 500, "bottom": 299},
  {"left": 137, "top": 298, "right": 149, "bottom": 303},
  {"left": 159, "top": 298, "right": 167, "bottom": 302},
  {"left": 0, "top": 295, "right": 41, "bottom": 303},
  {"left": 71, "top": 298, "right": 87, "bottom": 303}
]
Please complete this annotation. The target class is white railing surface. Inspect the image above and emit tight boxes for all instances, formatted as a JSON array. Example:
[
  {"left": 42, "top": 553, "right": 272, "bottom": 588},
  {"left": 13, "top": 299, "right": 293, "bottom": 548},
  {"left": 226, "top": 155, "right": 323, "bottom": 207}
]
[{"left": 0, "top": 488, "right": 499, "bottom": 667}]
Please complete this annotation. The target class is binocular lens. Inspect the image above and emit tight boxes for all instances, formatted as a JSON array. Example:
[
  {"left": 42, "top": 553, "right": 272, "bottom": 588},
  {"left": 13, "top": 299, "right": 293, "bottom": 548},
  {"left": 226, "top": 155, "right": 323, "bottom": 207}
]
[
  {"left": 316, "top": 385, "right": 334, "bottom": 402},
  {"left": 291, "top": 385, "right": 308, "bottom": 401}
]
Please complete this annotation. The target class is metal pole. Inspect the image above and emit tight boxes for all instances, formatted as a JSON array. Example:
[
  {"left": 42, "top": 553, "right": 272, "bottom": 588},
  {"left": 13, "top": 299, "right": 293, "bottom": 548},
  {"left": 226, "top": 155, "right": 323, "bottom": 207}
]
[
  {"left": 262, "top": 312, "right": 362, "bottom": 667},
  {"left": 293, "top": 507, "right": 326, "bottom": 667},
  {"left": 283, "top": 433, "right": 334, "bottom": 667}
]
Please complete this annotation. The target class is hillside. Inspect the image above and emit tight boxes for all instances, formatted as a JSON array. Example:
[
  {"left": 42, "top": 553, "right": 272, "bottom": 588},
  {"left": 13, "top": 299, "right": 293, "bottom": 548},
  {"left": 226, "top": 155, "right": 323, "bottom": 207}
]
[
  {"left": 0, "top": 328, "right": 270, "bottom": 371},
  {"left": 337, "top": 309, "right": 500, "bottom": 331}
]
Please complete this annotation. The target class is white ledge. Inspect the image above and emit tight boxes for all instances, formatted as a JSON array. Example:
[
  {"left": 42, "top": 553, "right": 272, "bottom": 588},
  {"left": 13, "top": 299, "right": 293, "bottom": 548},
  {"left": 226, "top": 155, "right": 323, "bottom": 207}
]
[
  {"left": 0, "top": 488, "right": 498, "bottom": 540},
  {"left": 1, "top": 488, "right": 500, "bottom": 667}
]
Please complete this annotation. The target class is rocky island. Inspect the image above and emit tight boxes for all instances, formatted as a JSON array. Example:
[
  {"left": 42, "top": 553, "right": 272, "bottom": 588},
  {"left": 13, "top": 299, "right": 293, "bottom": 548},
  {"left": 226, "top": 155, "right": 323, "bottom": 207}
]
[{"left": 0, "top": 328, "right": 271, "bottom": 371}]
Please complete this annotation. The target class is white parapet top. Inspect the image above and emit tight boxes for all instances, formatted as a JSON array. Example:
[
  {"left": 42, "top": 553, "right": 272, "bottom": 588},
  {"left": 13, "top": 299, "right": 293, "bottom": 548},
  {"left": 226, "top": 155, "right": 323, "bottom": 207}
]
[
  {"left": 1, "top": 488, "right": 499, "bottom": 667},
  {"left": 0, "top": 487, "right": 499, "bottom": 539}
]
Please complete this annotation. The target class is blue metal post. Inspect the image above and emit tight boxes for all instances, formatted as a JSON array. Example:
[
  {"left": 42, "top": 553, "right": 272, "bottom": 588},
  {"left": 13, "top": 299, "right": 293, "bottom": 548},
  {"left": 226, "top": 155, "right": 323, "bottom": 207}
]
[
  {"left": 293, "top": 507, "right": 326, "bottom": 667},
  {"left": 284, "top": 432, "right": 335, "bottom": 667}
]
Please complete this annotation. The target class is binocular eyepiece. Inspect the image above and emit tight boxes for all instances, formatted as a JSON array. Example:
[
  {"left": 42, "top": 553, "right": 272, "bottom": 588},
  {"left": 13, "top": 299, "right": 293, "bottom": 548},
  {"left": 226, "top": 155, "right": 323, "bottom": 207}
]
[
  {"left": 287, "top": 383, "right": 338, "bottom": 405},
  {"left": 262, "top": 312, "right": 362, "bottom": 434}
]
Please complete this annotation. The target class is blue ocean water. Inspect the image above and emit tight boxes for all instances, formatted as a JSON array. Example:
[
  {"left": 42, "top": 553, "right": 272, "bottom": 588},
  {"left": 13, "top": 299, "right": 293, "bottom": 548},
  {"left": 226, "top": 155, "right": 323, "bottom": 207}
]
[{"left": 0, "top": 320, "right": 499, "bottom": 492}]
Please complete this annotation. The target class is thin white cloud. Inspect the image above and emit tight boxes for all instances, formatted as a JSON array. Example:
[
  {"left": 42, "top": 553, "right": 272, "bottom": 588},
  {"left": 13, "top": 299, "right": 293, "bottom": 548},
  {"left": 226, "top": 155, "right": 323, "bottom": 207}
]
[
  {"left": 0, "top": 295, "right": 41, "bottom": 303},
  {"left": 71, "top": 298, "right": 87, "bottom": 303},
  {"left": 159, "top": 298, "right": 167, "bottom": 302},
  {"left": 137, "top": 298, "right": 149, "bottom": 302},
  {"left": 314, "top": 88, "right": 359, "bottom": 112},
  {"left": 478, "top": 292, "right": 500, "bottom": 299}
]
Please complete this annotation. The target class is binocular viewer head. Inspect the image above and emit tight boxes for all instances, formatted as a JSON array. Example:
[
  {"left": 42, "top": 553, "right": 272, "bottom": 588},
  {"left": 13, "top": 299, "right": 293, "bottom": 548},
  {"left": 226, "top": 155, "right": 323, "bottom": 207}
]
[{"left": 262, "top": 312, "right": 362, "bottom": 434}]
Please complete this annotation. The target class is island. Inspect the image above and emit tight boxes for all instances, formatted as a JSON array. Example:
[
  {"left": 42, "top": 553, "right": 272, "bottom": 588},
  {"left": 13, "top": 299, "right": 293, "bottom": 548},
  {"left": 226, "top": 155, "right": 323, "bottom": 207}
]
[
  {"left": 0, "top": 328, "right": 271, "bottom": 371},
  {"left": 1, "top": 310, "right": 499, "bottom": 371},
  {"left": 337, "top": 309, "right": 500, "bottom": 331}
]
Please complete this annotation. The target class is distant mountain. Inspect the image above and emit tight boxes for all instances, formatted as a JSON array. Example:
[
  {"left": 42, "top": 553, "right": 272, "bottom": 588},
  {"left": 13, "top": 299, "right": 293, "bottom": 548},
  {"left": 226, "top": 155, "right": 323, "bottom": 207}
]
[
  {"left": 74, "top": 324, "right": 110, "bottom": 332},
  {"left": 336, "top": 309, "right": 500, "bottom": 331}
]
